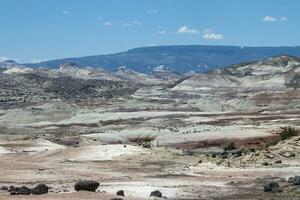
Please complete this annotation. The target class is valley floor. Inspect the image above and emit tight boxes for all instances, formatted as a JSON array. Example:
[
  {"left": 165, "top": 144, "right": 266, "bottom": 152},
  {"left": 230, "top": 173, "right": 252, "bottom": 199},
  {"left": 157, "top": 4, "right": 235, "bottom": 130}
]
[{"left": 0, "top": 101, "right": 300, "bottom": 199}]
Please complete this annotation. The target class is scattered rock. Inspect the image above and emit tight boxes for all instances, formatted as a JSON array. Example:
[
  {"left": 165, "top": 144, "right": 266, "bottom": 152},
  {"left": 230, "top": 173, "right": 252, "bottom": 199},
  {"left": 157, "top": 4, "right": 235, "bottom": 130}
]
[
  {"left": 261, "top": 162, "right": 269, "bottom": 166},
  {"left": 263, "top": 181, "right": 282, "bottom": 193},
  {"left": 224, "top": 142, "right": 236, "bottom": 151},
  {"left": 0, "top": 186, "right": 8, "bottom": 190},
  {"left": 234, "top": 150, "right": 242, "bottom": 157},
  {"left": 117, "top": 190, "right": 125, "bottom": 196},
  {"left": 111, "top": 198, "right": 123, "bottom": 200},
  {"left": 10, "top": 186, "right": 31, "bottom": 195},
  {"left": 279, "top": 177, "right": 286, "bottom": 182},
  {"left": 288, "top": 177, "right": 294, "bottom": 183},
  {"left": 8, "top": 186, "right": 14, "bottom": 192},
  {"left": 150, "top": 190, "right": 162, "bottom": 198},
  {"left": 31, "top": 184, "right": 49, "bottom": 195},
  {"left": 293, "top": 176, "right": 300, "bottom": 185},
  {"left": 279, "top": 152, "right": 296, "bottom": 158},
  {"left": 274, "top": 160, "right": 282, "bottom": 164},
  {"left": 74, "top": 180, "right": 99, "bottom": 192}
]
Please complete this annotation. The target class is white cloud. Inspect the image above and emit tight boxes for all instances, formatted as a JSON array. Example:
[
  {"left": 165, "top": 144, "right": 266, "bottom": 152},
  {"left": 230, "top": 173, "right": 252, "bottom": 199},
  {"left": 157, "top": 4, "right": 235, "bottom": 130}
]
[
  {"left": 121, "top": 22, "right": 133, "bottom": 27},
  {"left": 203, "top": 28, "right": 214, "bottom": 34},
  {"left": 262, "top": 16, "right": 288, "bottom": 22},
  {"left": 103, "top": 22, "right": 112, "bottom": 26},
  {"left": 147, "top": 9, "right": 158, "bottom": 14},
  {"left": 262, "top": 16, "right": 277, "bottom": 22},
  {"left": 133, "top": 20, "right": 142, "bottom": 25},
  {"left": 177, "top": 26, "right": 200, "bottom": 34},
  {"left": 63, "top": 10, "right": 71, "bottom": 15},
  {"left": 104, "top": 20, "right": 142, "bottom": 27},
  {"left": 203, "top": 33, "right": 224, "bottom": 40},
  {"left": 0, "top": 56, "right": 11, "bottom": 62},
  {"left": 280, "top": 16, "right": 288, "bottom": 21}
]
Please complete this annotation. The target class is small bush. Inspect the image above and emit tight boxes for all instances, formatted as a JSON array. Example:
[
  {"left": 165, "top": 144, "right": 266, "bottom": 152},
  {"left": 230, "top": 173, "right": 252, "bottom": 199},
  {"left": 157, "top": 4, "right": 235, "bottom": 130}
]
[
  {"left": 128, "top": 136, "right": 156, "bottom": 143},
  {"left": 279, "top": 126, "right": 297, "bottom": 141},
  {"left": 224, "top": 142, "right": 236, "bottom": 151},
  {"left": 128, "top": 135, "right": 157, "bottom": 148}
]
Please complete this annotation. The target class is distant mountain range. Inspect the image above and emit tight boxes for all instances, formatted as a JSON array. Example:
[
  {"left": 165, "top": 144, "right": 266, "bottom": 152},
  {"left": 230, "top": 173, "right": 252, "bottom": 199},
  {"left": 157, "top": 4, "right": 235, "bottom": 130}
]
[{"left": 22, "top": 45, "right": 300, "bottom": 73}]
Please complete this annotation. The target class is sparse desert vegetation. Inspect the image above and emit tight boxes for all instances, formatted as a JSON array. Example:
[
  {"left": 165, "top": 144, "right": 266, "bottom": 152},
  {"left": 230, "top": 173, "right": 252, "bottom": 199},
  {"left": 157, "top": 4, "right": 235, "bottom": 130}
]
[
  {"left": 1, "top": 1, "right": 300, "bottom": 199},
  {"left": 279, "top": 126, "right": 298, "bottom": 141}
]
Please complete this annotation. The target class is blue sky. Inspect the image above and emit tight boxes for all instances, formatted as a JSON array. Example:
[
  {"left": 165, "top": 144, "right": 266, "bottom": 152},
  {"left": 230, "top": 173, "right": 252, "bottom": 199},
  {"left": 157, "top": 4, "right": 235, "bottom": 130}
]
[{"left": 0, "top": 0, "right": 299, "bottom": 63}]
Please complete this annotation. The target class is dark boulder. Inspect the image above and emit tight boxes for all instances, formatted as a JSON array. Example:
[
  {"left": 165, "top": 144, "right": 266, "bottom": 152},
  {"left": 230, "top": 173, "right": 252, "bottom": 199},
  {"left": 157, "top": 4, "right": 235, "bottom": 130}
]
[
  {"left": 117, "top": 190, "right": 125, "bottom": 196},
  {"left": 111, "top": 198, "right": 123, "bottom": 200},
  {"left": 235, "top": 150, "right": 242, "bottom": 157},
  {"left": 293, "top": 176, "right": 300, "bottom": 185},
  {"left": 10, "top": 186, "right": 31, "bottom": 195},
  {"left": 150, "top": 190, "right": 162, "bottom": 197},
  {"left": 31, "top": 184, "right": 49, "bottom": 195},
  {"left": 8, "top": 186, "right": 14, "bottom": 192},
  {"left": 263, "top": 181, "right": 282, "bottom": 193},
  {"left": 288, "top": 177, "right": 294, "bottom": 183},
  {"left": 74, "top": 180, "right": 99, "bottom": 192},
  {"left": 0, "top": 186, "right": 8, "bottom": 190}
]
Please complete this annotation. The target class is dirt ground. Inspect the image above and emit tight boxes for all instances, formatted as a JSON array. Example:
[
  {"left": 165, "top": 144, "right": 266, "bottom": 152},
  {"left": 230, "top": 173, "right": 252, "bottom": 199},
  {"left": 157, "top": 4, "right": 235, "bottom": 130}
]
[{"left": 0, "top": 136, "right": 300, "bottom": 200}]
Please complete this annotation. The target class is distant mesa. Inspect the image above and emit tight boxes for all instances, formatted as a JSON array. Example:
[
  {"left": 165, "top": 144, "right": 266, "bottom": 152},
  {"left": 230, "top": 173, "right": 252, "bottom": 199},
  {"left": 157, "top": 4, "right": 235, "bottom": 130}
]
[{"left": 23, "top": 45, "right": 300, "bottom": 74}]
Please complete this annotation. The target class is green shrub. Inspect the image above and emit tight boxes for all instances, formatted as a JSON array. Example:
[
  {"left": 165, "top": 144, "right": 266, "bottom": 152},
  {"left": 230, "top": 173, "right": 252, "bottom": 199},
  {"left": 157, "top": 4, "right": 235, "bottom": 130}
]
[
  {"left": 279, "top": 126, "right": 297, "bottom": 141},
  {"left": 224, "top": 142, "right": 236, "bottom": 151}
]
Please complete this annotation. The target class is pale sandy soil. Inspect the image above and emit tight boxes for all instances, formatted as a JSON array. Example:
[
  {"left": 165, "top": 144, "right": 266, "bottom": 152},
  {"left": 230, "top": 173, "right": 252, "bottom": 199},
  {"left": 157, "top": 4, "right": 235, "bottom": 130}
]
[{"left": 0, "top": 137, "right": 300, "bottom": 199}]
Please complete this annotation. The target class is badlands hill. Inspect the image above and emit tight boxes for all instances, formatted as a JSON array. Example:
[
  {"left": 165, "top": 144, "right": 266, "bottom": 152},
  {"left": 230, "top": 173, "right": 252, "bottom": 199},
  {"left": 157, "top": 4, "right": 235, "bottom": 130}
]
[
  {"left": 1, "top": 55, "right": 299, "bottom": 111},
  {"left": 0, "top": 61, "right": 181, "bottom": 109},
  {"left": 134, "top": 55, "right": 300, "bottom": 112},
  {"left": 173, "top": 55, "right": 300, "bottom": 90}
]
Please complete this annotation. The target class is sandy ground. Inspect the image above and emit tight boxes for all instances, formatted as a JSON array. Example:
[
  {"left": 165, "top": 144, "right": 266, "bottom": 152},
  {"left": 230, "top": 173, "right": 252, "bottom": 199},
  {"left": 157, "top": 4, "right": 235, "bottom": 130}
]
[{"left": 0, "top": 138, "right": 300, "bottom": 200}]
